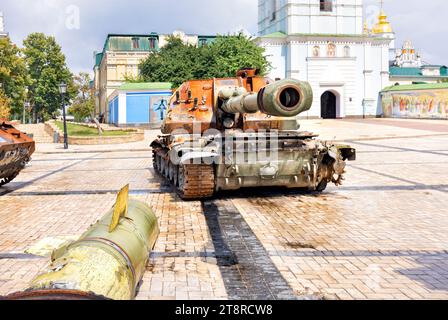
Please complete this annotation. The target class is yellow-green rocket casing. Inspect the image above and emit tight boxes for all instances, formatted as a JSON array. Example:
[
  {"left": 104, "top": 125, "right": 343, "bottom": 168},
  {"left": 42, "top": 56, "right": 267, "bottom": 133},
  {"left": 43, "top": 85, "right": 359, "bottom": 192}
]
[{"left": 24, "top": 199, "right": 159, "bottom": 300}]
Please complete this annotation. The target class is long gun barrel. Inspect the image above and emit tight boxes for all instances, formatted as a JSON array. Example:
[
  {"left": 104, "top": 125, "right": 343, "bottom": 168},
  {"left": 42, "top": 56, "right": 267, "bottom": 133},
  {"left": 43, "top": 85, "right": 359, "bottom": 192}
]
[
  {"left": 220, "top": 79, "right": 313, "bottom": 117},
  {"left": 4, "top": 186, "right": 159, "bottom": 300}
]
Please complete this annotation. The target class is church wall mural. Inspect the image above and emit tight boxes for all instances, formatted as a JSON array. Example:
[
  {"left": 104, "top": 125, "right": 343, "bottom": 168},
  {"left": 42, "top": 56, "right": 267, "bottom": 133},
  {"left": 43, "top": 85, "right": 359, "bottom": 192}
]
[{"left": 381, "top": 89, "right": 448, "bottom": 119}]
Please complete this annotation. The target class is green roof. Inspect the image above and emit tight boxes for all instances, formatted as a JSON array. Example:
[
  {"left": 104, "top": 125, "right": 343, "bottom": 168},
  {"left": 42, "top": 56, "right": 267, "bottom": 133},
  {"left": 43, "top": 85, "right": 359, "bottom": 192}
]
[
  {"left": 441, "top": 66, "right": 448, "bottom": 76},
  {"left": 382, "top": 82, "right": 448, "bottom": 92},
  {"left": 105, "top": 35, "right": 159, "bottom": 52},
  {"left": 119, "top": 82, "right": 173, "bottom": 91},
  {"left": 390, "top": 66, "right": 448, "bottom": 78},
  {"left": 259, "top": 32, "right": 287, "bottom": 38},
  {"left": 389, "top": 67, "right": 423, "bottom": 77},
  {"left": 94, "top": 52, "right": 103, "bottom": 67},
  {"left": 95, "top": 33, "right": 217, "bottom": 69},
  {"left": 259, "top": 32, "right": 385, "bottom": 40}
]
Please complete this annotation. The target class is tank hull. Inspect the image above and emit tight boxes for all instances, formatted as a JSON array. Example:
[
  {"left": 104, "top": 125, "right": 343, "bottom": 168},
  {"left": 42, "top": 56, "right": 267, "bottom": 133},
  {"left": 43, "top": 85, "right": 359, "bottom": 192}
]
[
  {"left": 151, "top": 131, "right": 356, "bottom": 199},
  {"left": 151, "top": 69, "right": 355, "bottom": 199},
  {"left": 0, "top": 121, "right": 35, "bottom": 186}
]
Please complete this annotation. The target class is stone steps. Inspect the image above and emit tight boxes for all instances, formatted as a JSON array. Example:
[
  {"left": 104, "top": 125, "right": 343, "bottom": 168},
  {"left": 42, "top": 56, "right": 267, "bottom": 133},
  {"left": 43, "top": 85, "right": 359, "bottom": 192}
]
[{"left": 16, "top": 124, "right": 54, "bottom": 144}]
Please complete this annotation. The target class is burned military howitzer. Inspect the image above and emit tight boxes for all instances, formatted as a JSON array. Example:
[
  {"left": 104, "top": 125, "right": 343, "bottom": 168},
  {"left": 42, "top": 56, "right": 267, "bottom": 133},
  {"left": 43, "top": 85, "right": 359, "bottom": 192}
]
[
  {"left": 219, "top": 78, "right": 312, "bottom": 117},
  {"left": 0, "top": 120, "right": 35, "bottom": 187},
  {"left": 151, "top": 68, "right": 356, "bottom": 199},
  {"left": 4, "top": 186, "right": 159, "bottom": 300}
]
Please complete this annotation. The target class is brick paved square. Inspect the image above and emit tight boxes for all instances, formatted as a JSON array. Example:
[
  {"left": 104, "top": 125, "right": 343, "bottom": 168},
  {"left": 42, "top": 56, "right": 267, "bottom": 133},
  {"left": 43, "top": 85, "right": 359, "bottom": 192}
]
[{"left": 1, "top": 119, "right": 448, "bottom": 300}]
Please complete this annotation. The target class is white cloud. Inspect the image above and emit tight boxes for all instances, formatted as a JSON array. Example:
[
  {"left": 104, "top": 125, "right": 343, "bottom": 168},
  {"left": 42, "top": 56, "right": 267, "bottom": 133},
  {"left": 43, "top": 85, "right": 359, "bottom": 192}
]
[{"left": 1, "top": 0, "right": 447, "bottom": 74}]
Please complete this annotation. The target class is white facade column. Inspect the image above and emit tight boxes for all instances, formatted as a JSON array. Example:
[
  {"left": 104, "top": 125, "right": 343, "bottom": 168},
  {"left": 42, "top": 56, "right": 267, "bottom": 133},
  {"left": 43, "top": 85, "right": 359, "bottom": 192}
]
[{"left": 287, "top": 41, "right": 301, "bottom": 79}]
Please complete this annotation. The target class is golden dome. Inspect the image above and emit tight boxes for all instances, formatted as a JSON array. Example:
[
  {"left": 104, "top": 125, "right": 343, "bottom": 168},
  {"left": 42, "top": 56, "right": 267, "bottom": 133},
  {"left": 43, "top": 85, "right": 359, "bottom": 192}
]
[
  {"left": 363, "top": 21, "right": 370, "bottom": 35},
  {"left": 372, "top": 10, "right": 393, "bottom": 34}
]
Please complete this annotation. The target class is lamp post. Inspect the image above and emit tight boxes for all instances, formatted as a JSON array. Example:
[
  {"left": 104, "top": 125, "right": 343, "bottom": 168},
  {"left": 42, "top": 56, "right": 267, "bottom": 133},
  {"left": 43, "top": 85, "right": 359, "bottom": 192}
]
[
  {"left": 59, "top": 82, "right": 68, "bottom": 149},
  {"left": 24, "top": 102, "right": 30, "bottom": 124},
  {"left": 23, "top": 87, "right": 29, "bottom": 124}
]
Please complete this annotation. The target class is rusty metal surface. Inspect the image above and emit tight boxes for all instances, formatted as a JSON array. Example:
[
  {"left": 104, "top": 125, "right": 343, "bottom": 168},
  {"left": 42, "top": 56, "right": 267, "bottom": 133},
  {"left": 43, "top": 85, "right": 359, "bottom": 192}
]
[
  {"left": 152, "top": 69, "right": 356, "bottom": 199},
  {"left": 161, "top": 70, "right": 313, "bottom": 134},
  {"left": 2, "top": 194, "right": 160, "bottom": 300},
  {"left": 0, "top": 120, "right": 35, "bottom": 186}
]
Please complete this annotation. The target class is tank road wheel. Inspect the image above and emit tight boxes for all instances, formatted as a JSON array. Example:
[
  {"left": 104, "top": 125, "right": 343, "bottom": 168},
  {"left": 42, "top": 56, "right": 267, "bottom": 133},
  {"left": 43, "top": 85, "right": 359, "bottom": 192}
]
[
  {"left": 152, "top": 151, "right": 159, "bottom": 171},
  {"left": 176, "top": 164, "right": 215, "bottom": 200},
  {"left": 159, "top": 157, "right": 164, "bottom": 176},
  {"left": 168, "top": 162, "right": 175, "bottom": 182},
  {"left": 155, "top": 154, "right": 162, "bottom": 175},
  {"left": 160, "top": 157, "right": 167, "bottom": 177},
  {"left": 172, "top": 165, "right": 179, "bottom": 187},
  {"left": 178, "top": 165, "right": 185, "bottom": 191},
  {"left": 163, "top": 159, "right": 170, "bottom": 178},
  {"left": 315, "top": 179, "right": 328, "bottom": 193}
]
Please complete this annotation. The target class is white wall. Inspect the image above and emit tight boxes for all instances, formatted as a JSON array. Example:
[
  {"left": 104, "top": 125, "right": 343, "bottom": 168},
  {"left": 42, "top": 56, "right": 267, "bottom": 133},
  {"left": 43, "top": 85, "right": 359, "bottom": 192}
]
[
  {"left": 258, "top": 0, "right": 364, "bottom": 36},
  {"left": 263, "top": 44, "right": 287, "bottom": 80},
  {"left": 261, "top": 37, "right": 391, "bottom": 117}
]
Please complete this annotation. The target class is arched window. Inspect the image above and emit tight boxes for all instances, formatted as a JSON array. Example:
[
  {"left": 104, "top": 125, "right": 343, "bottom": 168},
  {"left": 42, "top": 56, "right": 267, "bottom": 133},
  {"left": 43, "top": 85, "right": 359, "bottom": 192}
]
[
  {"left": 327, "top": 42, "right": 336, "bottom": 57},
  {"left": 313, "top": 46, "right": 320, "bottom": 57},
  {"left": 344, "top": 46, "right": 351, "bottom": 57},
  {"left": 320, "top": 0, "right": 333, "bottom": 12}
]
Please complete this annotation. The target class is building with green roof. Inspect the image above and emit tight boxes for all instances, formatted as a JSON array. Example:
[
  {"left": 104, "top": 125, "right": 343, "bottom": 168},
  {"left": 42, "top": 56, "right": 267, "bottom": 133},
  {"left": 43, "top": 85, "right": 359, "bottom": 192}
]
[
  {"left": 389, "top": 65, "right": 448, "bottom": 84},
  {"left": 93, "top": 31, "right": 216, "bottom": 120}
]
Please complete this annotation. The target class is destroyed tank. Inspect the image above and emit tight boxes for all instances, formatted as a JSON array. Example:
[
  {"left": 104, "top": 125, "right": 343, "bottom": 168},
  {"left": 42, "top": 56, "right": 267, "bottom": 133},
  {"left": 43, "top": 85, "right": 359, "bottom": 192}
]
[
  {"left": 0, "top": 120, "right": 35, "bottom": 186},
  {"left": 151, "top": 69, "right": 356, "bottom": 199}
]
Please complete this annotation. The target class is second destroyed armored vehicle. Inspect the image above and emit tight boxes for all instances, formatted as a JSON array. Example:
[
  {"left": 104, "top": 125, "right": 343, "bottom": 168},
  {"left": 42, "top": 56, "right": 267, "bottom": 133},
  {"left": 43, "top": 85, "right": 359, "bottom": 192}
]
[
  {"left": 0, "top": 121, "right": 35, "bottom": 186},
  {"left": 151, "top": 69, "right": 356, "bottom": 199}
]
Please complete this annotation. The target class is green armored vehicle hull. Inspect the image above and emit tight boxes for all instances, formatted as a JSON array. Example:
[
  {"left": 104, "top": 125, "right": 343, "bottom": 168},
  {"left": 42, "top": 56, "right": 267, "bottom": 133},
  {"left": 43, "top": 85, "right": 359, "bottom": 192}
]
[{"left": 151, "top": 69, "right": 356, "bottom": 199}]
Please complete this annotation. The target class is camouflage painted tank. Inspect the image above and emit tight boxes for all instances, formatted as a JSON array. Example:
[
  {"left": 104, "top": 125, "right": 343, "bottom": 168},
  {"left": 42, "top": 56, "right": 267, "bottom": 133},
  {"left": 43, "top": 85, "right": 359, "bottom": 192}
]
[
  {"left": 0, "top": 121, "right": 35, "bottom": 186},
  {"left": 151, "top": 69, "right": 356, "bottom": 199}
]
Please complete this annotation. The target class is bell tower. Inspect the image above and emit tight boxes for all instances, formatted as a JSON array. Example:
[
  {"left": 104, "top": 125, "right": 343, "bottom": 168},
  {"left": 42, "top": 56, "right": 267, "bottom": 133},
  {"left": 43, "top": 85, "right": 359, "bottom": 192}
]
[
  {"left": 370, "top": 1, "right": 395, "bottom": 60},
  {"left": 258, "top": 0, "right": 364, "bottom": 36},
  {"left": 0, "top": 12, "right": 7, "bottom": 38}
]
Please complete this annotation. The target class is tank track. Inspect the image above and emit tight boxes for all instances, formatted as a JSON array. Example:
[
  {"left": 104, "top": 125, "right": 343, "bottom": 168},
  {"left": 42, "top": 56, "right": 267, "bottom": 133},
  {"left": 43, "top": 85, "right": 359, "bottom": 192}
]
[
  {"left": 153, "top": 151, "right": 215, "bottom": 200},
  {"left": 0, "top": 171, "right": 20, "bottom": 187},
  {"left": 0, "top": 158, "right": 28, "bottom": 187}
]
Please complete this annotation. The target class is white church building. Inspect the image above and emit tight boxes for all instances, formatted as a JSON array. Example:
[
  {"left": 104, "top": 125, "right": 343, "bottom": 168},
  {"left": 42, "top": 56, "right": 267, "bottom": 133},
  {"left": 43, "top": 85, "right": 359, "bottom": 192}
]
[
  {"left": 256, "top": 0, "right": 394, "bottom": 118},
  {"left": 0, "top": 12, "right": 8, "bottom": 38}
]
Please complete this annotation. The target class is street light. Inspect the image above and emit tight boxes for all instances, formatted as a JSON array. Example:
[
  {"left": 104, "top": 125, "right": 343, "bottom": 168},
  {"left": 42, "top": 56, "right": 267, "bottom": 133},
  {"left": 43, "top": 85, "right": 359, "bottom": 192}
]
[
  {"left": 59, "top": 82, "right": 68, "bottom": 149},
  {"left": 24, "top": 102, "right": 30, "bottom": 124},
  {"left": 23, "top": 87, "right": 29, "bottom": 124}
]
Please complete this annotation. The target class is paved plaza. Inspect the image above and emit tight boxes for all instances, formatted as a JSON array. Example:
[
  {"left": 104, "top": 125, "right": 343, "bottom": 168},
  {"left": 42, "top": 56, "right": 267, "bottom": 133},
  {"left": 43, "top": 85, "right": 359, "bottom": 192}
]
[{"left": 0, "top": 119, "right": 448, "bottom": 300}]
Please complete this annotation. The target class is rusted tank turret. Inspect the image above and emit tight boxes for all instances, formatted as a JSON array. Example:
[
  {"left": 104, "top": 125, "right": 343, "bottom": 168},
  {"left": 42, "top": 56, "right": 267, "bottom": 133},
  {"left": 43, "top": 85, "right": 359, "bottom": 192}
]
[
  {"left": 0, "top": 120, "right": 35, "bottom": 186},
  {"left": 151, "top": 68, "right": 356, "bottom": 199}
]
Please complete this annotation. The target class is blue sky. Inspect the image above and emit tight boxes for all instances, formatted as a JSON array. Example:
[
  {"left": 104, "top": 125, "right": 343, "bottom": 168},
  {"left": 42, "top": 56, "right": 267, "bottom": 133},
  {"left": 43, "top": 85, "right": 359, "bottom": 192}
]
[{"left": 1, "top": 0, "right": 446, "bottom": 74}]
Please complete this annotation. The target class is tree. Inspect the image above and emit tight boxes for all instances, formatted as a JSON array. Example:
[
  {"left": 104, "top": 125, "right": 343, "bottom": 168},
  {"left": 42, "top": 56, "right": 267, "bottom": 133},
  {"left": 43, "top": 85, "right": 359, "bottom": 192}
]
[
  {"left": 139, "top": 34, "right": 270, "bottom": 88},
  {"left": 140, "top": 36, "right": 200, "bottom": 87},
  {"left": 23, "top": 33, "right": 74, "bottom": 122},
  {"left": 202, "top": 34, "right": 270, "bottom": 79},
  {"left": 0, "top": 37, "right": 28, "bottom": 119},
  {"left": 0, "top": 90, "right": 11, "bottom": 119},
  {"left": 68, "top": 72, "right": 95, "bottom": 122}
]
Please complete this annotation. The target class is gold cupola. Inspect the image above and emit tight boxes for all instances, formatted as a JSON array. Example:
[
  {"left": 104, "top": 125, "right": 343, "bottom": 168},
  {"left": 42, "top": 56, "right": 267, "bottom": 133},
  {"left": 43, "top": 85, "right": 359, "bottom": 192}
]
[
  {"left": 363, "top": 21, "right": 370, "bottom": 35},
  {"left": 372, "top": 10, "right": 393, "bottom": 34}
]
